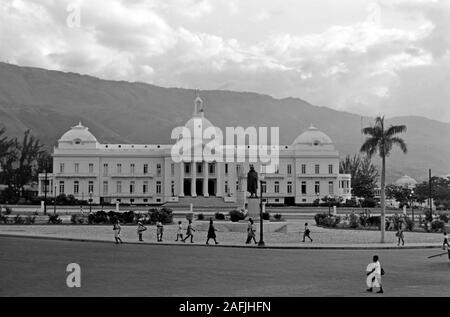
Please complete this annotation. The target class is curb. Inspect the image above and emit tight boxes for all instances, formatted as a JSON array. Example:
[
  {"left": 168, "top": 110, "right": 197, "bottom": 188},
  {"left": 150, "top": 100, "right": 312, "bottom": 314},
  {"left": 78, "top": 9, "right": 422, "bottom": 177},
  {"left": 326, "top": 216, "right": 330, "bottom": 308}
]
[{"left": 0, "top": 233, "right": 442, "bottom": 250}]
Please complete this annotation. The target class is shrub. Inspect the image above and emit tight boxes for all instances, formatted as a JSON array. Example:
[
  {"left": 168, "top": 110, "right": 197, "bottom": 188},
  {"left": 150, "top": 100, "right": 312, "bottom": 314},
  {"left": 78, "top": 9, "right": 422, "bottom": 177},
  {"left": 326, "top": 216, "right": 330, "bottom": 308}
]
[
  {"left": 71, "top": 214, "right": 86, "bottom": 224},
  {"left": 361, "top": 198, "right": 376, "bottom": 208},
  {"left": 367, "top": 216, "right": 381, "bottom": 228},
  {"left": 24, "top": 215, "right": 36, "bottom": 225},
  {"left": 229, "top": 209, "right": 246, "bottom": 222},
  {"left": 314, "top": 213, "right": 328, "bottom": 226},
  {"left": 439, "top": 213, "right": 449, "bottom": 223},
  {"left": 197, "top": 213, "right": 205, "bottom": 220},
  {"left": 262, "top": 211, "right": 270, "bottom": 220},
  {"left": 274, "top": 213, "right": 283, "bottom": 221},
  {"left": 214, "top": 212, "right": 225, "bottom": 220},
  {"left": 431, "top": 220, "right": 445, "bottom": 232},
  {"left": 48, "top": 214, "right": 62, "bottom": 224},
  {"left": 149, "top": 207, "right": 173, "bottom": 224},
  {"left": 423, "top": 209, "right": 433, "bottom": 222},
  {"left": 14, "top": 215, "right": 24, "bottom": 224},
  {"left": 88, "top": 210, "right": 108, "bottom": 224},
  {"left": 5, "top": 207, "right": 13, "bottom": 215},
  {"left": 122, "top": 210, "right": 136, "bottom": 224}
]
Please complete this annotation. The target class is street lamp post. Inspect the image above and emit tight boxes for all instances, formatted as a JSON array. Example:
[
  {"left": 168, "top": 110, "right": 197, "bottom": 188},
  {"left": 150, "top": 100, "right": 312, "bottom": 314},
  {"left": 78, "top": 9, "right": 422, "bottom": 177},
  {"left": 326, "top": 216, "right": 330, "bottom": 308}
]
[
  {"left": 53, "top": 185, "right": 57, "bottom": 215},
  {"left": 258, "top": 177, "right": 266, "bottom": 247},
  {"left": 43, "top": 170, "right": 48, "bottom": 215},
  {"left": 410, "top": 189, "right": 415, "bottom": 224},
  {"left": 89, "top": 192, "right": 93, "bottom": 214}
]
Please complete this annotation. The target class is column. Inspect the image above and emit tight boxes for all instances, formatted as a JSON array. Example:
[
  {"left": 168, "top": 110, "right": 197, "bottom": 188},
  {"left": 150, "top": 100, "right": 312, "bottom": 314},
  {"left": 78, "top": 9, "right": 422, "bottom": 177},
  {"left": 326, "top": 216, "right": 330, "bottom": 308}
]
[
  {"left": 203, "top": 161, "right": 209, "bottom": 197},
  {"left": 216, "top": 162, "right": 223, "bottom": 197},
  {"left": 179, "top": 163, "right": 184, "bottom": 197},
  {"left": 191, "top": 162, "right": 197, "bottom": 197}
]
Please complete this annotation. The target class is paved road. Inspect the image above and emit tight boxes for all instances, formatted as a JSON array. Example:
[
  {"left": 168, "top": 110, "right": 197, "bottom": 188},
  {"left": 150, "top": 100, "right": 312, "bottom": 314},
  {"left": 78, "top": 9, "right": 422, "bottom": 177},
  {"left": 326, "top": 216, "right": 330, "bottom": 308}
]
[{"left": 0, "top": 237, "right": 449, "bottom": 297}]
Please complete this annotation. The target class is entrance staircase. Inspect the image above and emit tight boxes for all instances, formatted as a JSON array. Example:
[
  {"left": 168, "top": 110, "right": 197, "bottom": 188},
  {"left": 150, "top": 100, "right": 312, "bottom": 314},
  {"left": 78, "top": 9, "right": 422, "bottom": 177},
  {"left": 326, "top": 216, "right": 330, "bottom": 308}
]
[{"left": 164, "top": 196, "right": 238, "bottom": 211}]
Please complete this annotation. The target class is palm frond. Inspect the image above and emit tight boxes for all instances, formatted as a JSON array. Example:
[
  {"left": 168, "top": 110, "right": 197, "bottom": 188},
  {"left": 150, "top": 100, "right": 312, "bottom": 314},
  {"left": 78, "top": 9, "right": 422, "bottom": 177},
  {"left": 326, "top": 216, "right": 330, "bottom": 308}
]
[
  {"left": 391, "top": 137, "right": 408, "bottom": 154},
  {"left": 360, "top": 137, "right": 379, "bottom": 157},
  {"left": 385, "top": 125, "right": 407, "bottom": 138}
]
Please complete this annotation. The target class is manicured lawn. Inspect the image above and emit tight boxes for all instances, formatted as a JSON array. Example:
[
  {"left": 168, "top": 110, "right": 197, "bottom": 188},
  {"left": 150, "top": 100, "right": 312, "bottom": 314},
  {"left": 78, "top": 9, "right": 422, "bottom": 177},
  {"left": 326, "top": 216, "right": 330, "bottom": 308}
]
[{"left": 0, "top": 236, "right": 449, "bottom": 296}]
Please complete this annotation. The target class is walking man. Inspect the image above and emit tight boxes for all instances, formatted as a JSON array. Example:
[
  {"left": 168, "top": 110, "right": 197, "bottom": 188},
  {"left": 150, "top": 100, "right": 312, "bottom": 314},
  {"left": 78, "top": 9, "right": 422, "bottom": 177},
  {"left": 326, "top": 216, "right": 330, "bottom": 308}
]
[
  {"left": 137, "top": 220, "right": 147, "bottom": 242},
  {"left": 113, "top": 220, "right": 123, "bottom": 244},
  {"left": 443, "top": 232, "right": 450, "bottom": 250},
  {"left": 182, "top": 219, "right": 195, "bottom": 243},
  {"left": 302, "top": 222, "right": 313, "bottom": 242},
  {"left": 396, "top": 221, "right": 405, "bottom": 246},
  {"left": 156, "top": 221, "right": 164, "bottom": 242},
  {"left": 366, "top": 255, "right": 384, "bottom": 294},
  {"left": 175, "top": 221, "right": 184, "bottom": 242}
]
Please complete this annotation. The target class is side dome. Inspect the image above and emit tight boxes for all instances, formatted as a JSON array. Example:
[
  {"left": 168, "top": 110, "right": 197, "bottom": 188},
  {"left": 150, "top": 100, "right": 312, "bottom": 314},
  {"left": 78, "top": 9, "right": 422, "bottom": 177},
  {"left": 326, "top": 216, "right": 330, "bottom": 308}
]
[
  {"left": 395, "top": 175, "right": 417, "bottom": 187},
  {"left": 292, "top": 124, "right": 333, "bottom": 146},
  {"left": 58, "top": 122, "right": 98, "bottom": 148}
]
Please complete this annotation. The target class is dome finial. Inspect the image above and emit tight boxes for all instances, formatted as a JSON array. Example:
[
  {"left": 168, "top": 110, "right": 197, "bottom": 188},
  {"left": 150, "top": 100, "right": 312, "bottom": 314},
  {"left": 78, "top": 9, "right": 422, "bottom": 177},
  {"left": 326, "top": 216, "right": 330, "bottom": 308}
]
[{"left": 193, "top": 89, "right": 204, "bottom": 117}]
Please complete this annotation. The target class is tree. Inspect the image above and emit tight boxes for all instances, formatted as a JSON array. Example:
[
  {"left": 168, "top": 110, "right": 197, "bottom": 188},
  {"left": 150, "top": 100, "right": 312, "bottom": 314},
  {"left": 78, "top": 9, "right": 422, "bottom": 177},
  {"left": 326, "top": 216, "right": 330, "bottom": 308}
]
[
  {"left": 415, "top": 177, "right": 450, "bottom": 210},
  {"left": 340, "top": 154, "right": 379, "bottom": 199},
  {"left": 360, "top": 116, "right": 407, "bottom": 243}
]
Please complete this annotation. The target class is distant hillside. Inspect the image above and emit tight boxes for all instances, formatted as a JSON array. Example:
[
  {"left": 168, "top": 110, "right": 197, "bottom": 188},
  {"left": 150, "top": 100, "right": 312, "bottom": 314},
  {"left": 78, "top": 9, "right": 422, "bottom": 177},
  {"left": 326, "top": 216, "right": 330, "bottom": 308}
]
[{"left": 0, "top": 62, "right": 449, "bottom": 183}]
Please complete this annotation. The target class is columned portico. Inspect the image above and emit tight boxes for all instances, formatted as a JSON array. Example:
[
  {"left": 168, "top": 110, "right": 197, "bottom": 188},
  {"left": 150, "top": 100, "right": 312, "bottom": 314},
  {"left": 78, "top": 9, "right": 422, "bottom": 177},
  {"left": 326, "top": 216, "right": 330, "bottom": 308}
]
[
  {"left": 203, "top": 161, "right": 209, "bottom": 197},
  {"left": 216, "top": 162, "right": 223, "bottom": 197}
]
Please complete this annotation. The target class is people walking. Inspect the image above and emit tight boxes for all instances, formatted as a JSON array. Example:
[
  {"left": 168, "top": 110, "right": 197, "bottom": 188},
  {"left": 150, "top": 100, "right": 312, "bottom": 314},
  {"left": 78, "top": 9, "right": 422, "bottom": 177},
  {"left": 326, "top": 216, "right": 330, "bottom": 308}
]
[
  {"left": 302, "top": 222, "right": 313, "bottom": 242},
  {"left": 206, "top": 218, "right": 219, "bottom": 245},
  {"left": 137, "top": 220, "right": 147, "bottom": 242},
  {"left": 113, "top": 220, "right": 123, "bottom": 244},
  {"left": 182, "top": 219, "right": 195, "bottom": 243},
  {"left": 396, "top": 221, "right": 405, "bottom": 246},
  {"left": 366, "top": 255, "right": 384, "bottom": 294},
  {"left": 156, "top": 221, "right": 164, "bottom": 242},
  {"left": 175, "top": 221, "right": 184, "bottom": 241},
  {"left": 443, "top": 232, "right": 450, "bottom": 250},
  {"left": 246, "top": 218, "right": 257, "bottom": 244}
]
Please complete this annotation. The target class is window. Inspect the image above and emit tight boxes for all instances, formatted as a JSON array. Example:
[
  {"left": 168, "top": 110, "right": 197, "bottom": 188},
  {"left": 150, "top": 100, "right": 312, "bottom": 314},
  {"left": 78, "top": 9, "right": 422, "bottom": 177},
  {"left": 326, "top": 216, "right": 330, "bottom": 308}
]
[
  {"left": 287, "top": 181, "right": 292, "bottom": 194},
  {"left": 157, "top": 164, "right": 162, "bottom": 176},
  {"left": 59, "top": 181, "right": 65, "bottom": 194},
  {"left": 236, "top": 164, "right": 242, "bottom": 176},
  {"left": 209, "top": 163, "right": 215, "bottom": 174},
  {"left": 272, "top": 163, "right": 279, "bottom": 174},
  {"left": 171, "top": 181, "right": 175, "bottom": 196},
  {"left": 274, "top": 181, "right": 280, "bottom": 193},
  {"left": 329, "top": 181, "right": 334, "bottom": 195},
  {"left": 117, "top": 163, "right": 122, "bottom": 174},
  {"left": 144, "top": 164, "right": 148, "bottom": 175},
  {"left": 197, "top": 163, "right": 203, "bottom": 174},
  {"left": 261, "top": 182, "right": 267, "bottom": 193},
  {"left": 74, "top": 163, "right": 79, "bottom": 174},
  {"left": 74, "top": 181, "right": 79, "bottom": 194},
  {"left": 301, "top": 181, "right": 307, "bottom": 195},
  {"left": 130, "top": 181, "right": 135, "bottom": 194},
  {"left": 116, "top": 181, "right": 122, "bottom": 194},
  {"left": 130, "top": 164, "right": 135, "bottom": 175},
  {"left": 89, "top": 163, "right": 94, "bottom": 174},
  {"left": 287, "top": 164, "right": 292, "bottom": 175},
  {"left": 301, "top": 164, "right": 306, "bottom": 174},
  {"left": 328, "top": 164, "right": 333, "bottom": 174},
  {"left": 171, "top": 164, "right": 175, "bottom": 177},
  {"left": 224, "top": 181, "right": 229, "bottom": 195},
  {"left": 88, "top": 181, "right": 94, "bottom": 194},
  {"left": 103, "top": 163, "right": 108, "bottom": 176},
  {"left": 184, "top": 163, "right": 190, "bottom": 174},
  {"left": 156, "top": 181, "right": 162, "bottom": 194},
  {"left": 142, "top": 181, "right": 148, "bottom": 194},
  {"left": 103, "top": 181, "right": 108, "bottom": 194},
  {"left": 225, "top": 163, "right": 229, "bottom": 174},
  {"left": 59, "top": 163, "right": 64, "bottom": 173},
  {"left": 236, "top": 181, "right": 240, "bottom": 191},
  {"left": 315, "top": 181, "right": 320, "bottom": 195},
  {"left": 315, "top": 164, "right": 320, "bottom": 174}
]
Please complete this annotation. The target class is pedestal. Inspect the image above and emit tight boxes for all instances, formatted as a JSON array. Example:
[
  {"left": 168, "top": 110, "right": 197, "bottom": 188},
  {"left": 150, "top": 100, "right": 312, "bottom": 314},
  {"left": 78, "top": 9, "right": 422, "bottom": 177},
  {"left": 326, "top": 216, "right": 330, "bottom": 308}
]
[
  {"left": 247, "top": 198, "right": 260, "bottom": 220},
  {"left": 333, "top": 205, "right": 337, "bottom": 216}
]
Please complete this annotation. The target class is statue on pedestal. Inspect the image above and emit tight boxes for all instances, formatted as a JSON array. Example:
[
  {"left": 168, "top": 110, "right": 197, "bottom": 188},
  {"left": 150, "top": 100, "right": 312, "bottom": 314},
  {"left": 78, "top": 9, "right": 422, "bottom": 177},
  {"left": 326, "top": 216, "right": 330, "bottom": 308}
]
[{"left": 247, "top": 164, "right": 258, "bottom": 198}]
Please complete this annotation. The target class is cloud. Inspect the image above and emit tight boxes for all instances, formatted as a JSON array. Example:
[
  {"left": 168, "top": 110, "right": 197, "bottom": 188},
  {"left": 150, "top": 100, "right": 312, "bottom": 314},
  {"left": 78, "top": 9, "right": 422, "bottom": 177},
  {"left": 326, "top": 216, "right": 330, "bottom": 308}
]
[{"left": 0, "top": 0, "right": 449, "bottom": 122}]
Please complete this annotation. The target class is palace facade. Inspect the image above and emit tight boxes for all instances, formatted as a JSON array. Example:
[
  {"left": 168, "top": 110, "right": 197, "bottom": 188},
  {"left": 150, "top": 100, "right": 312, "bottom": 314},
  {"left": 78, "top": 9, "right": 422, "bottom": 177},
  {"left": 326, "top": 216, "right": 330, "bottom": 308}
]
[{"left": 38, "top": 94, "right": 351, "bottom": 206}]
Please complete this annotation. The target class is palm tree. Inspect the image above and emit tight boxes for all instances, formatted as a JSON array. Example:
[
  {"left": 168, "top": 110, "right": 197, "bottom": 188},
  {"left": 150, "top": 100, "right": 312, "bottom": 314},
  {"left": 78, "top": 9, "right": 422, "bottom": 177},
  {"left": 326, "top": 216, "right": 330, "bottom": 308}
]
[{"left": 360, "top": 116, "right": 407, "bottom": 243}]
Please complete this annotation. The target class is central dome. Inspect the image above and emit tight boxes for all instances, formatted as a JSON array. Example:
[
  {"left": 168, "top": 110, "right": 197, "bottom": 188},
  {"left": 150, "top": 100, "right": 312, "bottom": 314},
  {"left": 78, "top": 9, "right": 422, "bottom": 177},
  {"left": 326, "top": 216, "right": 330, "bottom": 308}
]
[
  {"left": 292, "top": 124, "right": 333, "bottom": 146},
  {"left": 59, "top": 122, "right": 98, "bottom": 143}
]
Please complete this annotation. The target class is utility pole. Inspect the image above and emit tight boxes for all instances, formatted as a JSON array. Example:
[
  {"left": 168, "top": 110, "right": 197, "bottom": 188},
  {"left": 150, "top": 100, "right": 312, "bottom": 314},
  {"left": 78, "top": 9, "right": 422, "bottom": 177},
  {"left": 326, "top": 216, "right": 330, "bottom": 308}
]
[
  {"left": 43, "top": 170, "right": 48, "bottom": 215},
  {"left": 429, "top": 169, "right": 432, "bottom": 214}
]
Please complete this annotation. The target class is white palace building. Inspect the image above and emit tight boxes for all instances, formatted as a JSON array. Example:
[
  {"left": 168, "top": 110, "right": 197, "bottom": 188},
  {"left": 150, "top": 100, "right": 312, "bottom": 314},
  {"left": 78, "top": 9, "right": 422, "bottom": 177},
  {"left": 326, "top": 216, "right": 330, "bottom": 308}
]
[{"left": 38, "top": 94, "right": 351, "bottom": 206}]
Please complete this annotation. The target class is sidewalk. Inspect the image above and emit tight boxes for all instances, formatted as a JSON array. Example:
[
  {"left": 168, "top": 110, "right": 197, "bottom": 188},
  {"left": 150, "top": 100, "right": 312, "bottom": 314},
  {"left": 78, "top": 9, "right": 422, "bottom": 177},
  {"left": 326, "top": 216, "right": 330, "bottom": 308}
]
[{"left": 0, "top": 224, "right": 444, "bottom": 250}]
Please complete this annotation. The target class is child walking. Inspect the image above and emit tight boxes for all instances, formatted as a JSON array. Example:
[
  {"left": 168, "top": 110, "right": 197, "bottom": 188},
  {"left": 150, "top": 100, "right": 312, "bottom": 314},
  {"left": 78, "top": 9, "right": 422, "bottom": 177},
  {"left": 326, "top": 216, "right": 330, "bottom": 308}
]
[
  {"left": 396, "top": 221, "right": 405, "bottom": 246},
  {"left": 246, "top": 218, "right": 257, "bottom": 244},
  {"left": 443, "top": 232, "right": 450, "bottom": 250},
  {"left": 206, "top": 218, "right": 219, "bottom": 245},
  {"left": 175, "top": 221, "right": 184, "bottom": 242},
  {"left": 156, "top": 221, "right": 164, "bottom": 242},
  {"left": 113, "top": 220, "right": 123, "bottom": 244},
  {"left": 302, "top": 222, "right": 313, "bottom": 242},
  {"left": 182, "top": 219, "right": 195, "bottom": 243}
]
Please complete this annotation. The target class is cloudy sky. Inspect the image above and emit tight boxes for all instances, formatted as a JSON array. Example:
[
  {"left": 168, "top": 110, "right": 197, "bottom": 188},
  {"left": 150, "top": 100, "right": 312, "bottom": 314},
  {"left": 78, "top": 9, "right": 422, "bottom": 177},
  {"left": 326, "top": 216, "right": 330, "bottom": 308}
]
[{"left": 1, "top": 0, "right": 450, "bottom": 122}]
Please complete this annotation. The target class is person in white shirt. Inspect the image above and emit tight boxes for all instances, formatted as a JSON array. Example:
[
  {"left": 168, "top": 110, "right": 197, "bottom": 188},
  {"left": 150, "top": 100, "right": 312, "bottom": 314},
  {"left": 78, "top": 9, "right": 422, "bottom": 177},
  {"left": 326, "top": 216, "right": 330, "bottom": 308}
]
[{"left": 366, "top": 255, "right": 384, "bottom": 293}]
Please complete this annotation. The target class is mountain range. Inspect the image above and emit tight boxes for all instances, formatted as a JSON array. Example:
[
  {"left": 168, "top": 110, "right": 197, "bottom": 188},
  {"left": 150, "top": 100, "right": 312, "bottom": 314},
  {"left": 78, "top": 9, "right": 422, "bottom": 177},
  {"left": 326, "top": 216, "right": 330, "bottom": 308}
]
[{"left": 0, "top": 62, "right": 449, "bottom": 183}]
